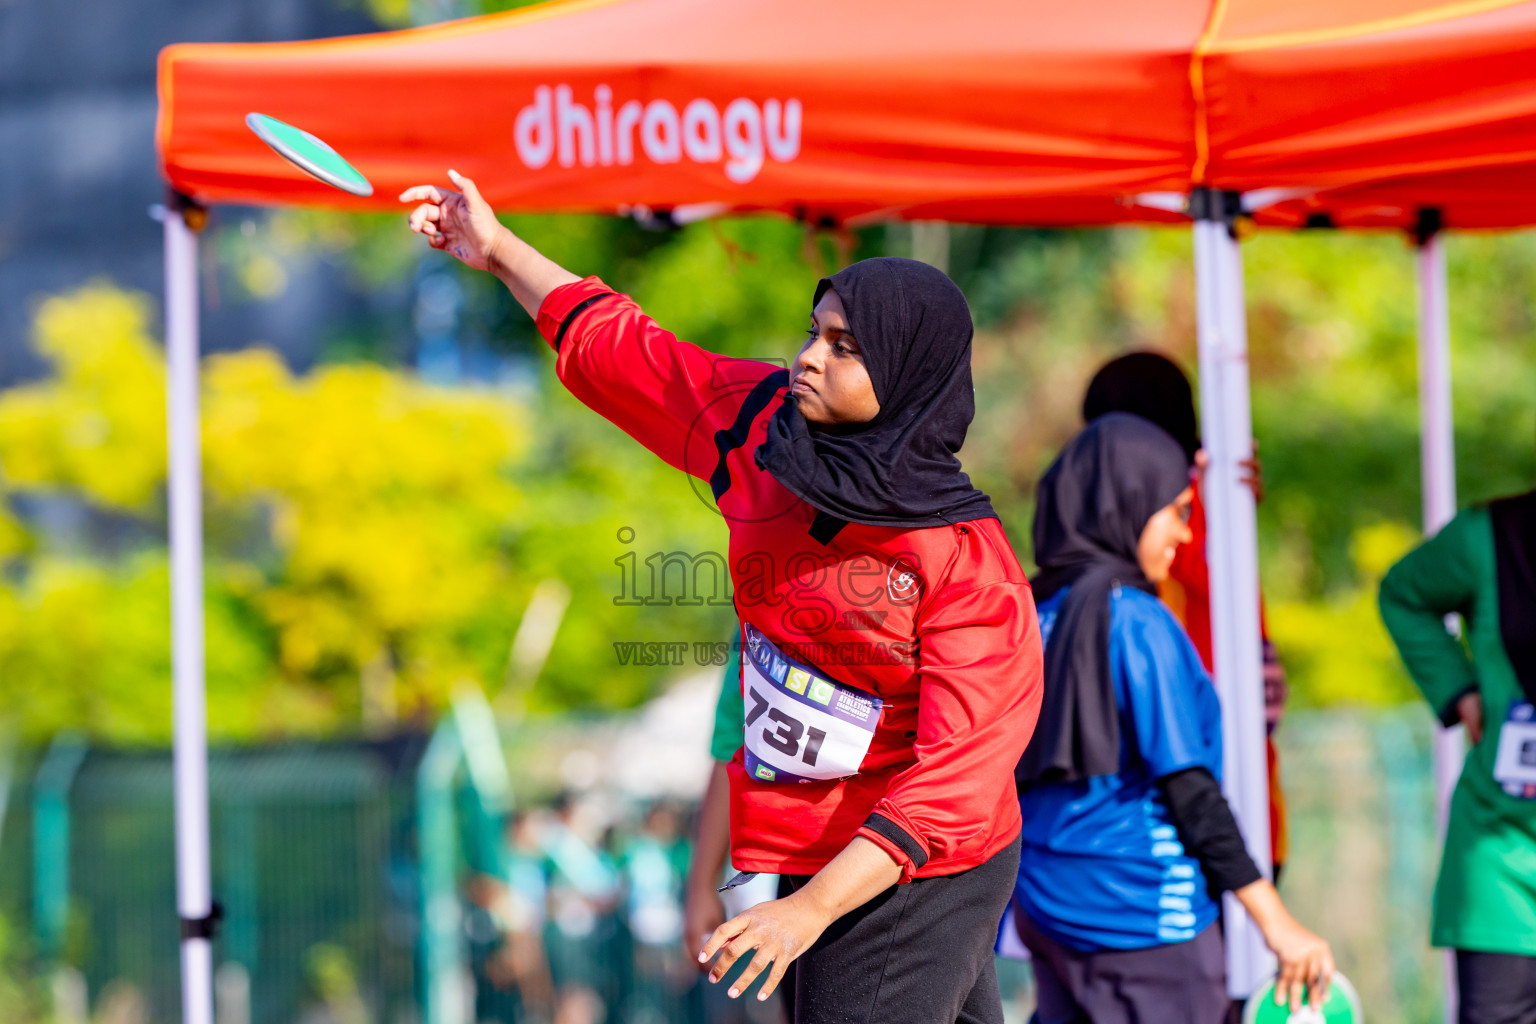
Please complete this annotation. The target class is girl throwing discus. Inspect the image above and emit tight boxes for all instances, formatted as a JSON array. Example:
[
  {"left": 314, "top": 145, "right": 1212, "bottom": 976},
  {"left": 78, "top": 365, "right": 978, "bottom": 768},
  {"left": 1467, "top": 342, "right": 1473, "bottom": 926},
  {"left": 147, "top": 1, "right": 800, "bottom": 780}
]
[{"left": 402, "top": 173, "right": 1043, "bottom": 1024}]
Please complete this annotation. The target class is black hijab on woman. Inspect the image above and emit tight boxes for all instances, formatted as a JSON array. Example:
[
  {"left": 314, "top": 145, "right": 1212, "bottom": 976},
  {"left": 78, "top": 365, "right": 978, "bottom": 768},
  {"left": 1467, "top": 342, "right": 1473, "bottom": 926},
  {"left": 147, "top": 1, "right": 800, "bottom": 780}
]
[
  {"left": 754, "top": 257, "right": 996, "bottom": 540},
  {"left": 1016, "top": 412, "right": 1191, "bottom": 787}
]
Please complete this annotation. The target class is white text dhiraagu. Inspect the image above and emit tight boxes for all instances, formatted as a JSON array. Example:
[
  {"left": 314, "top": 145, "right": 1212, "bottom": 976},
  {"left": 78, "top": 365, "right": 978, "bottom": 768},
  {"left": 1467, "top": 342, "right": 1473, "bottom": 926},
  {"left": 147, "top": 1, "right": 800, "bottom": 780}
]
[{"left": 514, "top": 86, "right": 802, "bottom": 184}]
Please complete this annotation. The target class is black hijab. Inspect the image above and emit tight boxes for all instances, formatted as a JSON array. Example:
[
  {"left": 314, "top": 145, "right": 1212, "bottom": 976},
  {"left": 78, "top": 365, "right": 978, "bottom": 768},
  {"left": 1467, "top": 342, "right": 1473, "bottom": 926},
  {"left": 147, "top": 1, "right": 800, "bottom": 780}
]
[
  {"left": 1016, "top": 413, "right": 1191, "bottom": 786},
  {"left": 1490, "top": 490, "right": 1536, "bottom": 706},
  {"left": 1083, "top": 351, "right": 1200, "bottom": 463},
  {"left": 754, "top": 257, "right": 996, "bottom": 538}
]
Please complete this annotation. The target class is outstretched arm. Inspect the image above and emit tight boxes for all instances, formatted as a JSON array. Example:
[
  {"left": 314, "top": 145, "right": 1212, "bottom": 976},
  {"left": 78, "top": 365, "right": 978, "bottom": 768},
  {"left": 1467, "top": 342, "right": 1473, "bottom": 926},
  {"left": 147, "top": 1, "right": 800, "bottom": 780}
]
[
  {"left": 400, "top": 171, "right": 781, "bottom": 479},
  {"left": 401, "top": 170, "right": 578, "bottom": 316}
]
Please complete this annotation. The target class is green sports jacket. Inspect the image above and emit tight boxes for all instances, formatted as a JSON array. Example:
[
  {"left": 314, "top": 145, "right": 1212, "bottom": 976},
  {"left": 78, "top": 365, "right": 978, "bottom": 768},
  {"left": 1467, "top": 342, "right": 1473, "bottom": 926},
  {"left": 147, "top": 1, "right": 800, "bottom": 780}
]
[{"left": 1380, "top": 506, "right": 1536, "bottom": 955}]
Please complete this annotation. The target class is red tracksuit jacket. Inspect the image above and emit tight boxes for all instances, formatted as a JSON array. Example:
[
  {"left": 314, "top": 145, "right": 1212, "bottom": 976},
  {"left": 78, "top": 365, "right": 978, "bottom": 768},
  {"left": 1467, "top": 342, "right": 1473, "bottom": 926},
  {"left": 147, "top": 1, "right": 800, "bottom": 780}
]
[{"left": 537, "top": 277, "right": 1043, "bottom": 881}]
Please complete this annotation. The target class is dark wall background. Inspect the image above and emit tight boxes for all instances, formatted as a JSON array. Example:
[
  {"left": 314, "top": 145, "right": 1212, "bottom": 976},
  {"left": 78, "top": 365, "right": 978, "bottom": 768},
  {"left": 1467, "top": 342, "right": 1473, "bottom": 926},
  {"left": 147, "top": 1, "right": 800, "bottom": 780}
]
[{"left": 0, "top": 0, "right": 386, "bottom": 385}]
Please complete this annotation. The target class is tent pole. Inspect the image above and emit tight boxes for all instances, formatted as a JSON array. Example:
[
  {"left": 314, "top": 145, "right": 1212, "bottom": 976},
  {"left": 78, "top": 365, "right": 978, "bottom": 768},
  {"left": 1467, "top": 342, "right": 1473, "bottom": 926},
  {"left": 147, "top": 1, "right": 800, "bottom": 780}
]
[
  {"left": 1415, "top": 214, "right": 1460, "bottom": 1024},
  {"left": 1190, "top": 190, "right": 1275, "bottom": 1001},
  {"left": 164, "top": 194, "right": 215, "bottom": 1024}
]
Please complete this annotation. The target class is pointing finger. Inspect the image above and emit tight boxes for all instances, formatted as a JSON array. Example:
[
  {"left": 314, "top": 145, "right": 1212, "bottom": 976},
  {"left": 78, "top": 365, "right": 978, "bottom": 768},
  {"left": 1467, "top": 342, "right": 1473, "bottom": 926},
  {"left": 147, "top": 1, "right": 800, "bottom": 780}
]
[
  {"left": 710, "top": 932, "right": 758, "bottom": 983},
  {"left": 757, "top": 955, "right": 791, "bottom": 1001},
  {"left": 699, "top": 915, "right": 749, "bottom": 964},
  {"left": 408, "top": 204, "right": 439, "bottom": 230},
  {"left": 398, "top": 184, "right": 447, "bottom": 204},
  {"left": 728, "top": 945, "right": 771, "bottom": 999},
  {"left": 408, "top": 203, "right": 441, "bottom": 233},
  {"left": 1313, "top": 953, "right": 1334, "bottom": 1009}
]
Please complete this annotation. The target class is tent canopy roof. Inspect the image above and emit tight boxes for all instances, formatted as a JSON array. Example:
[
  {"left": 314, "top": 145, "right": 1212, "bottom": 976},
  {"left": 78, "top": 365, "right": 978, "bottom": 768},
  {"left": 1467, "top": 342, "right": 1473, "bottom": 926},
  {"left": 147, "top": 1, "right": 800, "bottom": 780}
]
[{"left": 158, "top": 0, "right": 1536, "bottom": 230}]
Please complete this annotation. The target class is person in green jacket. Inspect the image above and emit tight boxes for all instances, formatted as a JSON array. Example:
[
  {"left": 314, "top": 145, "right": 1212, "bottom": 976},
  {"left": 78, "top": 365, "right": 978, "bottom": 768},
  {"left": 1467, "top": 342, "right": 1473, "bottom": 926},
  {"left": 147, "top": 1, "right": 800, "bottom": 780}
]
[{"left": 1380, "top": 493, "right": 1536, "bottom": 1024}]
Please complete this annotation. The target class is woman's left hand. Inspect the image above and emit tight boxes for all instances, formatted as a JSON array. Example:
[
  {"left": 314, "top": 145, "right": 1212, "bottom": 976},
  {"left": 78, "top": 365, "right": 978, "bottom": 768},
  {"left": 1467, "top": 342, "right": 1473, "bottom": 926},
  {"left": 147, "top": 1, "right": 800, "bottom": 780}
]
[
  {"left": 1194, "top": 442, "right": 1265, "bottom": 503},
  {"left": 698, "top": 892, "right": 829, "bottom": 1000},
  {"left": 1239, "top": 440, "right": 1265, "bottom": 504}
]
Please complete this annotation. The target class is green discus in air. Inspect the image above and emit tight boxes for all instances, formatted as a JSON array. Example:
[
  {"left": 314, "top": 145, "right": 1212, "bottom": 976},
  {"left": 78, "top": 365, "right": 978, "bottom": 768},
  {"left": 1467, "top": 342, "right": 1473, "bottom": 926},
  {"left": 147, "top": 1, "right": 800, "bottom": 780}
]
[
  {"left": 1243, "top": 972, "right": 1363, "bottom": 1024},
  {"left": 245, "top": 113, "right": 373, "bottom": 197}
]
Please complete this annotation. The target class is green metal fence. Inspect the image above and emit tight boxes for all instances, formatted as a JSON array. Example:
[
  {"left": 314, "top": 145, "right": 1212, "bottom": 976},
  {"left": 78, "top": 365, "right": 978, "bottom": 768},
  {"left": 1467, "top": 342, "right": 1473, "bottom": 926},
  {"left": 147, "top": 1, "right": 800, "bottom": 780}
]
[
  {"left": 0, "top": 724, "right": 508, "bottom": 1024},
  {"left": 1275, "top": 707, "right": 1443, "bottom": 1024},
  {"left": 74, "top": 736, "right": 422, "bottom": 1024},
  {"left": 0, "top": 706, "right": 1453, "bottom": 1024}
]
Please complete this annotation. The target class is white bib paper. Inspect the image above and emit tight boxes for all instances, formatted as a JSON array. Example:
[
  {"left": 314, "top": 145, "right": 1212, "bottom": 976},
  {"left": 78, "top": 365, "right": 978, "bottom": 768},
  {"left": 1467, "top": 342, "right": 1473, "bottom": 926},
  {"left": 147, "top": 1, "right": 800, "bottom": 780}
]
[
  {"left": 740, "top": 623, "right": 883, "bottom": 784},
  {"left": 1493, "top": 699, "right": 1536, "bottom": 799}
]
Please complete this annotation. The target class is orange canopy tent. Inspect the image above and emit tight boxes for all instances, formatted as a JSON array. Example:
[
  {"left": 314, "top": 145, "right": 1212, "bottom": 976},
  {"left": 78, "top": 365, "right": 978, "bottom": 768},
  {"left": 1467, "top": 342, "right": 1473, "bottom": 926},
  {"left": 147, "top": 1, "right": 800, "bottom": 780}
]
[
  {"left": 158, "top": 0, "right": 1536, "bottom": 228},
  {"left": 154, "top": 4, "right": 1533, "bottom": 1021},
  {"left": 1204, "top": 0, "right": 1536, "bottom": 228},
  {"left": 157, "top": 0, "right": 1203, "bottom": 223}
]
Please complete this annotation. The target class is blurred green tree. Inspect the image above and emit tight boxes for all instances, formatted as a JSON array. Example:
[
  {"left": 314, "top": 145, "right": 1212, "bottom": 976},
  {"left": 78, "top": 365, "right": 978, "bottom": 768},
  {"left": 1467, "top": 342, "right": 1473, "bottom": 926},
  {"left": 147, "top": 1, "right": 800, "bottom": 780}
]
[{"left": 0, "top": 282, "right": 732, "bottom": 741}]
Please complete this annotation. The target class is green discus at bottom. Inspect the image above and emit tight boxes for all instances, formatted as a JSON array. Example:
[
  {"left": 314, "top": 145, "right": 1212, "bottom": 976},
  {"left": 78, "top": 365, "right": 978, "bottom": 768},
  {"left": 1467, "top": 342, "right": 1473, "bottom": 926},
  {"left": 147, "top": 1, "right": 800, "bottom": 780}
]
[
  {"left": 1243, "top": 971, "right": 1363, "bottom": 1024},
  {"left": 246, "top": 113, "right": 373, "bottom": 197}
]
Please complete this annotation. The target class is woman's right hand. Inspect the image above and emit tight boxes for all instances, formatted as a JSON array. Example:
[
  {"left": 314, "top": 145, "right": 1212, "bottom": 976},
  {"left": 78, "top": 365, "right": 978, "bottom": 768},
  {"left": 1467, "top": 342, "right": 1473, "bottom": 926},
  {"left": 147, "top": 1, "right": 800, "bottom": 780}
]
[
  {"left": 400, "top": 169, "right": 507, "bottom": 272},
  {"left": 1262, "top": 912, "right": 1334, "bottom": 1013},
  {"left": 400, "top": 169, "right": 579, "bottom": 317},
  {"left": 699, "top": 890, "right": 831, "bottom": 999},
  {"left": 1458, "top": 690, "right": 1485, "bottom": 745},
  {"left": 1234, "top": 878, "right": 1334, "bottom": 1012}
]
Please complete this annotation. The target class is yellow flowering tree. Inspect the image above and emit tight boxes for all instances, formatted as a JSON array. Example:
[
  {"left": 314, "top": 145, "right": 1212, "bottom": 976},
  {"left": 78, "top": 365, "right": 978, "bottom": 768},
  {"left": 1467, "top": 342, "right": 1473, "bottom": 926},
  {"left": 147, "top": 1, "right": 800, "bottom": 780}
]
[{"left": 0, "top": 282, "right": 731, "bottom": 741}]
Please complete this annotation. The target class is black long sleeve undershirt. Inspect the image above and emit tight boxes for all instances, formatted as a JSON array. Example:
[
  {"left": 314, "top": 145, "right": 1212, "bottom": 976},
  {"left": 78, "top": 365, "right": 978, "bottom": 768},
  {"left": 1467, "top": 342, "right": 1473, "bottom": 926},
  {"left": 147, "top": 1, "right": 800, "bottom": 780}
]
[{"left": 1157, "top": 766, "right": 1263, "bottom": 896}]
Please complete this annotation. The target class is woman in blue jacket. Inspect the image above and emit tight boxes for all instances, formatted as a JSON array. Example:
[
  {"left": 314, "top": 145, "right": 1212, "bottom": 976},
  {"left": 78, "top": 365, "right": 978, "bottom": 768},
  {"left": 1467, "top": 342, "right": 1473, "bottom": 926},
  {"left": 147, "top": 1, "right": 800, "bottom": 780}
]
[{"left": 1013, "top": 413, "right": 1332, "bottom": 1023}]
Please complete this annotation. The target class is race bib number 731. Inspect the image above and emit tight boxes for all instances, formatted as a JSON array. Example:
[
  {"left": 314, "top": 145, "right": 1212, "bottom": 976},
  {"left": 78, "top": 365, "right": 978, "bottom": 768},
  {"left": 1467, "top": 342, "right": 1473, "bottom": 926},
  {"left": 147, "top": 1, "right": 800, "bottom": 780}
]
[{"left": 740, "top": 623, "right": 883, "bottom": 784}]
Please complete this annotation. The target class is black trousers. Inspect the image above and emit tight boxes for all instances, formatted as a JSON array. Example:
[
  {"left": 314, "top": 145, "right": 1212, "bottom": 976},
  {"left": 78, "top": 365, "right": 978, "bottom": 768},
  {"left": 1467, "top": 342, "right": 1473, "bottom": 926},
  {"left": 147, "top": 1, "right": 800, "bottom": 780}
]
[
  {"left": 1016, "top": 910, "right": 1228, "bottom": 1024},
  {"left": 785, "top": 833, "right": 1021, "bottom": 1024},
  {"left": 1459, "top": 949, "right": 1536, "bottom": 1024}
]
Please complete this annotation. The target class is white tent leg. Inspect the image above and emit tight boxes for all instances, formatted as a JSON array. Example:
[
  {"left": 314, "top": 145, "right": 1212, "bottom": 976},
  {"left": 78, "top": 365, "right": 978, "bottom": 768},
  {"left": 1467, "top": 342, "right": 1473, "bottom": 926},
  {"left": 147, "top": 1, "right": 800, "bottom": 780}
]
[
  {"left": 1192, "top": 195, "right": 1275, "bottom": 1000},
  {"left": 1416, "top": 227, "right": 1460, "bottom": 1024},
  {"left": 165, "top": 198, "right": 214, "bottom": 1024}
]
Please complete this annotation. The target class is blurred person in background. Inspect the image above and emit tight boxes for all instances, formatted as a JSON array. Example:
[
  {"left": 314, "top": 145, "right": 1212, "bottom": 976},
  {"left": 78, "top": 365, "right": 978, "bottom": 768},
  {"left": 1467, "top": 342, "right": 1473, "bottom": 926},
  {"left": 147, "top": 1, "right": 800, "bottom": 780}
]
[
  {"left": 541, "top": 792, "right": 621, "bottom": 1024},
  {"left": 479, "top": 809, "right": 556, "bottom": 1023},
  {"left": 1082, "top": 351, "right": 1291, "bottom": 879},
  {"left": 1381, "top": 483, "right": 1536, "bottom": 1024},
  {"left": 403, "top": 174, "right": 1042, "bottom": 1024},
  {"left": 622, "top": 800, "right": 694, "bottom": 1022},
  {"left": 682, "top": 638, "right": 739, "bottom": 958},
  {"left": 684, "top": 631, "right": 795, "bottom": 1021},
  {"left": 1014, "top": 414, "right": 1332, "bottom": 1023}
]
